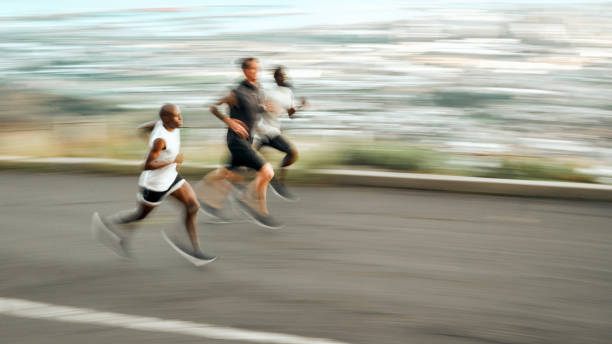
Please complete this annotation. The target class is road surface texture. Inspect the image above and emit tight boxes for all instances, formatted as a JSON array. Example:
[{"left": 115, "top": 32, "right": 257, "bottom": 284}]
[{"left": 1, "top": 172, "right": 611, "bottom": 344}]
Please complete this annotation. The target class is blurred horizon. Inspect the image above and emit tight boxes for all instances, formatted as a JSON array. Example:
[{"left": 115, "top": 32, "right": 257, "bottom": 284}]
[{"left": 1, "top": 0, "right": 612, "bottom": 181}]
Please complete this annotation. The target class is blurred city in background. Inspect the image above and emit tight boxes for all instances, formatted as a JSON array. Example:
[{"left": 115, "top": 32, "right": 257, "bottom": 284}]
[{"left": 1, "top": 0, "right": 611, "bottom": 182}]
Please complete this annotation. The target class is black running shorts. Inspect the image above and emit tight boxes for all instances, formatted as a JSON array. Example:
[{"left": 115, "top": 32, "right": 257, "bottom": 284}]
[
  {"left": 227, "top": 137, "right": 266, "bottom": 171},
  {"left": 139, "top": 174, "right": 185, "bottom": 206},
  {"left": 256, "top": 134, "right": 294, "bottom": 154}
]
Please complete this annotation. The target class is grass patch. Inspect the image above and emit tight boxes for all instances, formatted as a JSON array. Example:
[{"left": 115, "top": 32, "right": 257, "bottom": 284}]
[
  {"left": 476, "top": 159, "right": 596, "bottom": 183},
  {"left": 298, "top": 141, "right": 597, "bottom": 183},
  {"left": 0, "top": 127, "right": 599, "bottom": 185},
  {"left": 339, "top": 143, "right": 447, "bottom": 172}
]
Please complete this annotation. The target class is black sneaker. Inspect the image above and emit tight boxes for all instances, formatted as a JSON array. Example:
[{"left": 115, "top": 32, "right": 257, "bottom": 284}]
[
  {"left": 269, "top": 178, "right": 299, "bottom": 202},
  {"left": 199, "top": 200, "right": 231, "bottom": 223},
  {"left": 235, "top": 198, "right": 283, "bottom": 230}
]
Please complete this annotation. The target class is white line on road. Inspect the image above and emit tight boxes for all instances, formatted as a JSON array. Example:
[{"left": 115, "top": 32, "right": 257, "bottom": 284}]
[{"left": 0, "top": 297, "right": 350, "bottom": 344}]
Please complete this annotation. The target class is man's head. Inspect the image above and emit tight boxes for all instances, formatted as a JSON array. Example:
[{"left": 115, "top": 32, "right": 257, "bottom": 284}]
[
  {"left": 273, "top": 66, "right": 289, "bottom": 87},
  {"left": 241, "top": 57, "right": 260, "bottom": 83},
  {"left": 159, "top": 103, "right": 182, "bottom": 129}
]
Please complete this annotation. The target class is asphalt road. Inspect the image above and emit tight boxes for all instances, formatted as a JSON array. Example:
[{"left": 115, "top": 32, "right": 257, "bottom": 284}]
[{"left": 1, "top": 172, "right": 611, "bottom": 344}]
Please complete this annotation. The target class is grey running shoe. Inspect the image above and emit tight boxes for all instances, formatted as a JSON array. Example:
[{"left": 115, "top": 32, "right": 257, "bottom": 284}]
[
  {"left": 228, "top": 182, "right": 247, "bottom": 202},
  {"left": 91, "top": 212, "right": 130, "bottom": 258},
  {"left": 161, "top": 230, "right": 216, "bottom": 266},
  {"left": 198, "top": 200, "right": 231, "bottom": 223},
  {"left": 235, "top": 198, "right": 283, "bottom": 230},
  {"left": 269, "top": 178, "right": 299, "bottom": 201},
  {"left": 231, "top": 182, "right": 247, "bottom": 193},
  {"left": 193, "top": 250, "right": 217, "bottom": 262}
]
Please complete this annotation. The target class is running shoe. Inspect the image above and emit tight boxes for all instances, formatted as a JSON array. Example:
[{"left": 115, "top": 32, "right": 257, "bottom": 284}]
[
  {"left": 235, "top": 198, "right": 283, "bottom": 230},
  {"left": 269, "top": 178, "right": 299, "bottom": 202},
  {"left": 161, "top": 230, "right": 216, "bottom": 266},
  {"left": 198, "top": 200, "right": 231, "bottom": 223},
  {"left": 91, "top": 212, "right": 130, "bottom": 258}
]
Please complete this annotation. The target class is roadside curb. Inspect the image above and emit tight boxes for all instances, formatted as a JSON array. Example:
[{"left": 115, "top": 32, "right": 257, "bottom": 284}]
[
  {"left": 311, "top": 169, "right": 612, "bottom": 201},
  {"left": 1, "top": 156, "right": 611, "bottom": 201}
]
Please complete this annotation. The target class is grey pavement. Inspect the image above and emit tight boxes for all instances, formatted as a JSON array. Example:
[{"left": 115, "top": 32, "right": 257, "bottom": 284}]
[{"left": 1, "top": 172, "right": 611, "bottom": 344}]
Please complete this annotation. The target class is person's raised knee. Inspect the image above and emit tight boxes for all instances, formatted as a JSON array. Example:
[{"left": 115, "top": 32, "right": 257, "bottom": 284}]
[
  {"left": 260, "top": 163, "right": 274, "bottom": 181},
  {"left": 286, "top": 149, "right": 298, "bottom": 164}
]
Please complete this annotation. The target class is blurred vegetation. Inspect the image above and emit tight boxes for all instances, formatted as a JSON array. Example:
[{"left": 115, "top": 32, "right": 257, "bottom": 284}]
[
  {"left": 475, "top": 159, "right": 595, "bottom": 183},
  {"left": 299, "top": 141, "right": 596, "bottom": 183},
  {"left": 0, "top": 130, "right": 598, "bottom": 183},
  {"left": 0, "top": 82, "right": 598, "bottom": 184},
  {"left": 341, "top": 145, "right": 442, "bottom": 172},
  {"left": 0, "top": 84, "right": 123, "bottom": 121}
]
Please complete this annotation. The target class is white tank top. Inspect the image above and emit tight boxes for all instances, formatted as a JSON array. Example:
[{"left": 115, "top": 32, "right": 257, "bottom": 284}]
[
  {"left": 138, "top": 120, "right": 180, "bottom": 191},
  {"left": 258, "top": 86, "right": 294, "bottom": 138}
]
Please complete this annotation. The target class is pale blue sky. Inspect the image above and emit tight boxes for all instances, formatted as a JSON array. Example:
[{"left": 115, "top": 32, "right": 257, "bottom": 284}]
[
  {"left": 3, "top": 0, "right": 609, "bottom": 36},
  {"left": 2, "top": 0, "right": 609, "bottom": 17}
]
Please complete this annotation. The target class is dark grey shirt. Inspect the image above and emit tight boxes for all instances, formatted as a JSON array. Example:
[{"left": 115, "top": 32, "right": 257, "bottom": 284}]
[{"left": 227, "top": 79, "right": 265, "bottom": 142}]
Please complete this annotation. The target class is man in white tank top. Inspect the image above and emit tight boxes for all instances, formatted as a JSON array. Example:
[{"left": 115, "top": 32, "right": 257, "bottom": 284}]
[
  {"left": 254, "top": 66, "right": 307, "bottom": 201},
  {"left": 92, "top": 104, "right": 215, "bottom": 265}
]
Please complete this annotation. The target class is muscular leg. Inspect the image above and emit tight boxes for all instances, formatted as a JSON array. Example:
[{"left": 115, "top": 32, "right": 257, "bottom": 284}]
[
  {"left": 198, "top": 168, "right": 230, "bottom": 208},
  {"left": 114, "top": 203, "right": 155, "bottom": 224},
  {"left": 198, "top": 168, "right": 231, "bottom": 208},
  {"left": 197, "top": 167, "right": 245, "bottom": 208},
  {"left": 265, "top": 135, "right": 297, "bottom": 184},
  {"left": 279, "top": 146, "right": 298, "bottom": 184},
  {"left": 243, "top": 162, "right": 274, "bottom": 215},
  {"left": 171, "top": 182, "right": 201, "bottom": 252},
  {"left": 95, "top": 200, "right": 155, "bottom": 257}
]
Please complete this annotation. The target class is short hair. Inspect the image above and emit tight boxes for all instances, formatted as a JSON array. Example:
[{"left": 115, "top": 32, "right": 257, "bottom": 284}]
[
  {"left": 159, "top": 103, "right": 178, "bottom": 119},
  {"left": 273, "top": 65, "right": 292, "bottom": 88},
  {"left": 240, "top": 57, "right": 258, "bottom": 70},
  {"left": 273, "top": 66, "right": 285, "bottom": 80}
]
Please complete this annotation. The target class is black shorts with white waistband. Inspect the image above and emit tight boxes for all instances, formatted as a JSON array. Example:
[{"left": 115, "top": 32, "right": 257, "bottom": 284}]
[{"left": 138, "top": 174, "right": 185, "bottom": 206}]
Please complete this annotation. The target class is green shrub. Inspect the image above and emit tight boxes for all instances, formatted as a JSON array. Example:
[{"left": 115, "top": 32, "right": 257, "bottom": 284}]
[
  {"left": 477, "top": 159, "right": 596, "bottom": 183},
  {"left": 340, "top": 144, "right": 441, "bottom": 172}
]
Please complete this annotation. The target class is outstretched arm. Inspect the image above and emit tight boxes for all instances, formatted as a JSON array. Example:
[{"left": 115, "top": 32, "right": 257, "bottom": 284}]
[
  {"left": 137, "top": 120, "right": 157, "bottom": 137},
  {"left": 287, "top": 97, "right": 307, "bottom": 118},
  {"left": 143, "top": 138, "right": 182, "bottom": 170},
  {"left": 209, "top": 91, "right": 248, "bottom": 139}
]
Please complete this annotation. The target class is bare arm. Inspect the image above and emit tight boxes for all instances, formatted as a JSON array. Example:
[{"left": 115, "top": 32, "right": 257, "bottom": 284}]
[
  {"left": 143, "top": 138, "right": 181, "bottom": 170},
  {"left": 137, "top": 120, "right": 157, "bottom": 138},
  {"left": 209, "top": 91, "right": 248, "bottom": 139},
  {"left": 287, "top": 97, "right": 307, "bottom": 118}
]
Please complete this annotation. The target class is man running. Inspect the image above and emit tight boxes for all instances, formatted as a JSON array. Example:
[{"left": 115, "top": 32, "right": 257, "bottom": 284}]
[
  {"left": 91, "top": 103, "right": 216, "bottom": 265},
  {"left": 254, "top": 66, "right": 307, "bottom": 201},
  {"left": 198, "top": 57, "right": 281, "bottom": 229}
]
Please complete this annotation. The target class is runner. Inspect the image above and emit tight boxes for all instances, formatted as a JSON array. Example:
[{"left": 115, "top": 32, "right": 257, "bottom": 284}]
[
  {"left": 91, "top": 103, "right": 216, "bottom": 266},
  {"left": 197, "top": 57, "right": 282, "bottom": 229},
  {"left": 254, "top": 66, "right": 307, "bottom": 201}
]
